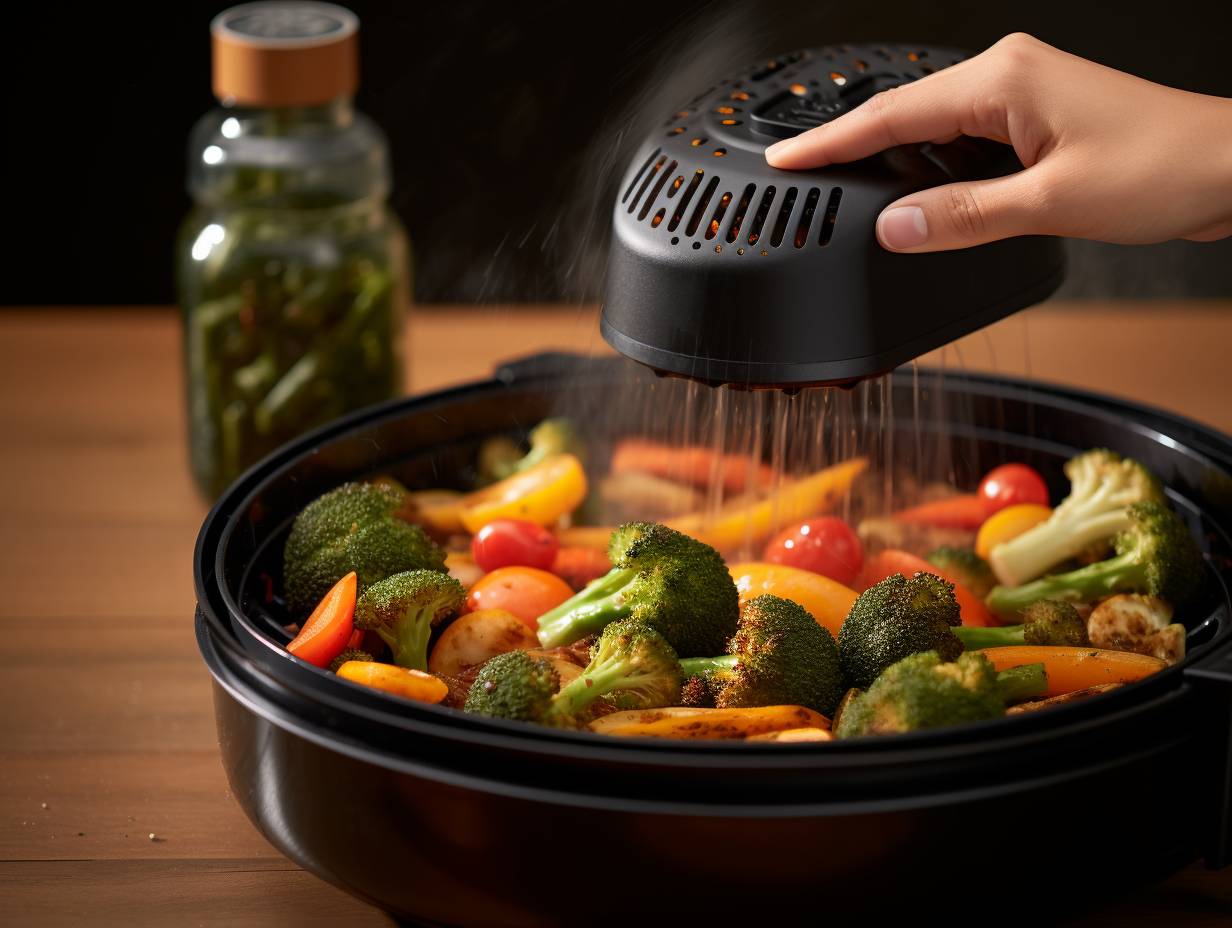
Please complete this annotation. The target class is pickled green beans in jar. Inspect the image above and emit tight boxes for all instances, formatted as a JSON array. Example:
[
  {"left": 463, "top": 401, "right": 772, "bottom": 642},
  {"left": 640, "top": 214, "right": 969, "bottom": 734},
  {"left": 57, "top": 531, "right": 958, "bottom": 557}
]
[{"left": 179, "top": 3, "right": 408, "bottom": 497}]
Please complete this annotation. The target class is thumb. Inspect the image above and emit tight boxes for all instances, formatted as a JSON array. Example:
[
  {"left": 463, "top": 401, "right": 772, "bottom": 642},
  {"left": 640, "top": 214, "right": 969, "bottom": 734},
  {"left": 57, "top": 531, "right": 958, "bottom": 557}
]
[{"left": 876, "top": 171, "right": 1046, "bottom": 253}]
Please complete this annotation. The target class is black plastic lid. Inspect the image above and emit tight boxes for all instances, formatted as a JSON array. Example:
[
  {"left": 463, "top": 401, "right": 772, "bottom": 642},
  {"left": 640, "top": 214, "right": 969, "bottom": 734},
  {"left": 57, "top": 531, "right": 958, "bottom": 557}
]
[{"left": 600, "top": 43, "right": 1066, "bottom": 387}]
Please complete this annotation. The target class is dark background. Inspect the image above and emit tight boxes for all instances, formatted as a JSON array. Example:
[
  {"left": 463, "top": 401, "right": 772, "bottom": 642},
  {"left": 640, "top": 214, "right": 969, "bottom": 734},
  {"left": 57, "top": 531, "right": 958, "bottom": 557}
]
[{"left": 4, "top": 0, "right": 1230, "bottom": 306}]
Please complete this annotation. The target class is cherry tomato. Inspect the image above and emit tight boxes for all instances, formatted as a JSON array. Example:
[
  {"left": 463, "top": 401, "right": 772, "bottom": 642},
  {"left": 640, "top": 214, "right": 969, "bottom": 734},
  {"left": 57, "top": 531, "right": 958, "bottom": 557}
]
[
  {"left": 466, "top": 566, "right": 575, "bottom": 630},
  {"left": 471, "top": 519, "right": 560, "bottom": 572},
  {"left": 979, "top": 464, "right": 1049, "bottom": 514},
  {"left": 762, "top": 517, "right": 864, "bottom": 587}
]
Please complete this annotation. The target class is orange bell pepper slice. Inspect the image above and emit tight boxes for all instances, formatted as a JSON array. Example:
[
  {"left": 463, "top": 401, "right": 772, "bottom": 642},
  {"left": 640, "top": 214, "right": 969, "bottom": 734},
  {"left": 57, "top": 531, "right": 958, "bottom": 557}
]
[{"left": 728, "top": 561, "right": 857, "bottom": 637}]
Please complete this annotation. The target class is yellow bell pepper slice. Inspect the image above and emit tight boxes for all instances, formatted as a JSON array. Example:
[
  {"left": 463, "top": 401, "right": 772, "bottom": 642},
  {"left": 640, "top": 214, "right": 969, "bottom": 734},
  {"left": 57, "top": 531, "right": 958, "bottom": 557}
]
[
  {"left": 668, "top": 458, "right": 867, "bottom": 551},
  {"left": 977, "top": 503, "right": 1052, "bottom": 561},
  {"left": 335, "top": 661, "right": 449, "bottom": 704},
  {"left": 459, "top": 453, "right": 588, "bottom": 533},
  {"left": 728, "top": 562, "right": 857, "bottom": 637}
]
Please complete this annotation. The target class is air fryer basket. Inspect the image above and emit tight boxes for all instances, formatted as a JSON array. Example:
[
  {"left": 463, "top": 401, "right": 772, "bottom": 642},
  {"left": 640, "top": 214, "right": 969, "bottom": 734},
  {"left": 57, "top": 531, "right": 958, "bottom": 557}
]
[{"left": 195, "top": 353, "right": 1232, "bottom": 923}]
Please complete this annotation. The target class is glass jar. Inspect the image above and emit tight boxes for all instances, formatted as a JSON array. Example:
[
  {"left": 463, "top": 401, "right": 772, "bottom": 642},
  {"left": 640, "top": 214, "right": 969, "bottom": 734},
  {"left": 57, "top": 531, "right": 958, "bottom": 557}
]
[{"left": 178, "top": 3, "right": 408, "bottom": 497}]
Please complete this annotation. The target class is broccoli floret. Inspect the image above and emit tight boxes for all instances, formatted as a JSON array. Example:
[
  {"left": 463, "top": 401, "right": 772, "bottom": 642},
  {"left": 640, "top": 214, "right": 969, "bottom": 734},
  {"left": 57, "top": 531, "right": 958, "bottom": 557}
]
[
  {"left": 927, "top": 547, "right": 996, "bottom": 598},
  {"left": 328, "top": 648, "right": 374, "bottom": 673},
  {"left": 678, "top": 595, "right": 843, "bottom": 715},
  {"left": 478, "top": 418, "right": 585, "bottom": 484},
  {"left": 835, "top": 651, "right": 1048, "bottom": 738},
  {"left": 680, "top": 674, "right": 716, "bottom": 708},
  {"left": 989, "top": 449, "right": 1163, "bottom": 587},
  {"left": 354, "top": 569, "right": 465, "bottom": 671},
  {"left": 987, "top": 501, "right": 1204, "bottom": 616},
  {"left": 535, "top": 522, "right": 739, "bottom": 657},
  {"left": 955, "top": 599, "right": 1089, "bottom": 649},
  {"left": 544, "top": 620, "right": 683, "bottom": 727},
  {"left": 283, "top": 481, "right": 447, "bottom": 615},
  {"left": 838, "top": 572, "right": 963, "bottom": 690},
  {"left": 464, "top": 650, "right": 560, "bottom": 721}
]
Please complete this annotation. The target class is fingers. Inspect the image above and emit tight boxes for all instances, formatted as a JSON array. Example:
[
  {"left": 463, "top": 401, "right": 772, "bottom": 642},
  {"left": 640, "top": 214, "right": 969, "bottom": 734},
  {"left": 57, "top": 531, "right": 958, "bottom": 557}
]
[
  {"left": 766, "top": 64, "right": 989, "bottom": 170},
  {"left": 766, "top": 33, "right": 1055, "bottom": 170},
  {"left": 875, "top": 170, "right": 1047, "bottom": 252},
  {"left": 1184, "top": 220, "right": 1232, "bottom": 243}
]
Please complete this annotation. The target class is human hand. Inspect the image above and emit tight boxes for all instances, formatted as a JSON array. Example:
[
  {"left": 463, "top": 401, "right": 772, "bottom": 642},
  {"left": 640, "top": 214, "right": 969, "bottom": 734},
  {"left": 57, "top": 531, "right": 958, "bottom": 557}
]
[{"left": 765, "top": 34, "right": 1232, "bottom": 252}]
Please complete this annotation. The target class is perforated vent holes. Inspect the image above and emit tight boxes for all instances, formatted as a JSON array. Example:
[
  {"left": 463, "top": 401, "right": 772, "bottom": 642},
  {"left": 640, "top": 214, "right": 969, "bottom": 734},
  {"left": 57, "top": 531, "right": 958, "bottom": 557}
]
[
  {"left": 625, "top": 167, "right": 843, "bottom": 252},
  {"left": 618, "top": 43, "right": 963, "bottom": 252}
]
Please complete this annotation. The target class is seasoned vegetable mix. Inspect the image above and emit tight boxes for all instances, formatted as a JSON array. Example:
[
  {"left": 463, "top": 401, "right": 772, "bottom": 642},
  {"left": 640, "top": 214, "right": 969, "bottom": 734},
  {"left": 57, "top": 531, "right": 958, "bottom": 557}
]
[{"left": 280, "top": 429, "right": 1205, "bottom": 742}]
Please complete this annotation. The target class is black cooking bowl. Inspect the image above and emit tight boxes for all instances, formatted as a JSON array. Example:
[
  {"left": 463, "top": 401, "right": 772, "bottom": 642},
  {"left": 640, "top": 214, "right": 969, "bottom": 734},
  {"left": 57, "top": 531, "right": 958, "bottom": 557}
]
[{"left": 195, "top": 353, "right": 1232, "bottom": 924}]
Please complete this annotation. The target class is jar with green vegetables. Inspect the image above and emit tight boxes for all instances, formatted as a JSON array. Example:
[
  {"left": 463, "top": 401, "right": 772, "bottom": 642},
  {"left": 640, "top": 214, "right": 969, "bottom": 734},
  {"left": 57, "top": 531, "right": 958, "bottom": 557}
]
[{"left": 178, "top": 2, "right": 408, "bottom": 497}]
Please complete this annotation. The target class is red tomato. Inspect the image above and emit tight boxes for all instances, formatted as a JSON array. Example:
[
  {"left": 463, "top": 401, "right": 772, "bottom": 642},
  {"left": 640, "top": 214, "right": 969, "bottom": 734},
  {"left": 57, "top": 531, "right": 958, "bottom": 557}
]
[
  {"left": 979, "top": 464, "right": 1049, "bottom": 514},
  {"left": 471, "top": 519, "right": 560, "bottom": 572},
  {"left": 762, "top": 517, "right": 864, "bottom": 587},
  {"left": 466, "top": 566, "right": 575, "bottom": 630}
]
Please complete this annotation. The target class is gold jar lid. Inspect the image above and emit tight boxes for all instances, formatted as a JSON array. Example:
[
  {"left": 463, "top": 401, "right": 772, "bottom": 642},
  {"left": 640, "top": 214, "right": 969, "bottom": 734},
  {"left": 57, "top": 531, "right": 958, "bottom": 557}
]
[{"left": 211, "top": 2, "right": 359, "bottom": 107}]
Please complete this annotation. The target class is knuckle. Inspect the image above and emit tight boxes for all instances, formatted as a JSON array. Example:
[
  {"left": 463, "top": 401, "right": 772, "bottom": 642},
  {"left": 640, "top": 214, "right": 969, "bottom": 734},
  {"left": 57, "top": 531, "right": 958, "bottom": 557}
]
[
  {"left": 864, "top": 84, "right": 901, "bottom": 116},
  {"left": 986, "top": 32, "right": 1041, "bottom": 84},
  {"left": 943, "top": 186, "right": 989, "bottom": 240},
  {"left": 863, "top": 85, "right": 905, "bottom": 141},
  {"left": 994, "top": 32, "right": 1041, "bottom": 56}
]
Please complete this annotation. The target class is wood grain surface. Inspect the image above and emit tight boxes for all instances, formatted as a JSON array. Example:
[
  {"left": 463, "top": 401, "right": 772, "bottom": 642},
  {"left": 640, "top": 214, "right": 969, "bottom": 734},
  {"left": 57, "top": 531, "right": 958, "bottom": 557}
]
[{"left": 1, "top": 303, "right": 1230, "bottom": 926}]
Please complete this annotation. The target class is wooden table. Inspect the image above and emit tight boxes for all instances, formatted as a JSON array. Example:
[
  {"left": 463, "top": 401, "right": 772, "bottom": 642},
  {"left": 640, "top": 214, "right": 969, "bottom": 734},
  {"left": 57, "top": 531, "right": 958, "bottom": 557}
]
[{"left": 2, "top": 303, "right": 1231, "bottom": 926}]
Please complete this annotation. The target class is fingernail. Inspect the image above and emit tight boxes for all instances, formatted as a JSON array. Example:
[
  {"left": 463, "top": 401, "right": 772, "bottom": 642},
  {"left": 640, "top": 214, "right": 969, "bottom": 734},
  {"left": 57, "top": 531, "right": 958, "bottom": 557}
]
[
  {"left": 765, "top": 139, "right": 794, "bottom": 162},
  {"left": 879, "top": 206, "right": 928, "bottom": 249}
]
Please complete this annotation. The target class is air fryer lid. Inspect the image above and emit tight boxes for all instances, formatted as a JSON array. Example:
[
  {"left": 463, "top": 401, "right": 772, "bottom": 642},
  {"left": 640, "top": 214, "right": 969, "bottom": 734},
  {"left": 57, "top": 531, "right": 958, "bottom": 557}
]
[{"left": 600, "top": 44, "right": 1066, "bottom": 387}]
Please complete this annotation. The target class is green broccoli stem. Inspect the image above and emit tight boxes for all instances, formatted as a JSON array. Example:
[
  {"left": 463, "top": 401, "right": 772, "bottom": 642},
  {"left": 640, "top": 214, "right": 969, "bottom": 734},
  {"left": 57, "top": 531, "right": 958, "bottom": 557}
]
[
  {"left": 535, "top": 568, "right": 637, "bottom": 648},
  {"left": 987, "top": 552, "right": 1144, "bottom": 615},
  {"left": 996, "top": 663, "right": 1048, "bottom": 704},
  {"left": 546, "top": 652, "right": 638, "bottom": 720},
  {"left": 954, "top": 624, "right": 1027, "bottom": 649},
  {"left": 375, "top": 617, "right": 432, "bottom": 671},
  {"left": 679, "top": 654, "right": 740, "bottom": 677}
]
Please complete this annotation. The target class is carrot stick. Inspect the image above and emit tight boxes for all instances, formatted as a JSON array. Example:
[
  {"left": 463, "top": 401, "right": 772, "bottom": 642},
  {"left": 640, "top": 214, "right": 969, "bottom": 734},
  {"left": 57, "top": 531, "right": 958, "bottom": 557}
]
[
  {"left": 611, "top": 438, "right": 776, "bottom": 493},
  {"left": 891, "top": 494, "right": 989, "bottom": 529},
  {"left": 980, "top": 646, "right": 1166, "bottom": 697},
  {"left": 860, "top": 549, "right": 995, "bottom": 628},
  {"left": 287, "top": 572, "right": 357, "bottom": 668}
]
